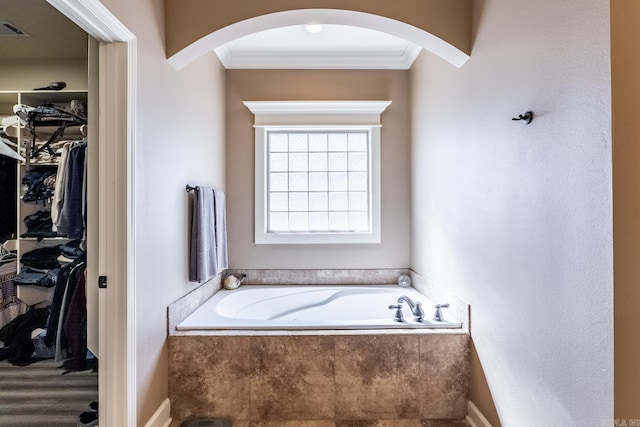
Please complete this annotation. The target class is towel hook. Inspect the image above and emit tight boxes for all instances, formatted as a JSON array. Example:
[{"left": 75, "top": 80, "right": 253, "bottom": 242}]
[
  {"left": 186, "top": 185, "right": 200, "bottom": 192},
  {"left": 512, "top": 111, "right": 533, "bottom": 125}
]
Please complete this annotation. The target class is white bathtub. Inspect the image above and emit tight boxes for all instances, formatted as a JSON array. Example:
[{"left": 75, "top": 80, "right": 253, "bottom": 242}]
[{"left": 176, "top": 285, "right": 463, "bottom": 330}]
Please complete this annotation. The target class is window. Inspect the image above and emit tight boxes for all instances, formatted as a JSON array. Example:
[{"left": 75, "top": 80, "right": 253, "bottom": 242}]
[{"left": 244, "top": 101, "right": 391, "bottom": 244}]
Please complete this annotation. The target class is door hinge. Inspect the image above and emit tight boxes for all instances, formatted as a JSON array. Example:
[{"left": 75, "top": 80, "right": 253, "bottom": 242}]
[{"left": 98, "top": 276, "right": 107, "bottom": 289}]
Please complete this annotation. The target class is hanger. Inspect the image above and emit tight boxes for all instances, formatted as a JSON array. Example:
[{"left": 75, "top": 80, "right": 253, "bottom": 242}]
[{"left": 0, "top": 252, "right": 16, "bottom": 264}]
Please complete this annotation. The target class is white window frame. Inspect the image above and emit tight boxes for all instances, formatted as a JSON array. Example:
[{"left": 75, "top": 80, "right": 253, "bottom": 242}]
[{"left": 244, "top": 100, "right": 391, "bottom": 244}]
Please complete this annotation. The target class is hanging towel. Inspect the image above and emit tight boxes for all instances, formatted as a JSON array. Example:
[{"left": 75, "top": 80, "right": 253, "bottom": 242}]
[
  {"left": 213, "top": 190, "right": 228, "bottom": 274},
  {"left": 189, "top": 187, "right": 228, "bottom": 282},
  {"left": 189, "top": 187, "right": 216, "bottom": 283}
]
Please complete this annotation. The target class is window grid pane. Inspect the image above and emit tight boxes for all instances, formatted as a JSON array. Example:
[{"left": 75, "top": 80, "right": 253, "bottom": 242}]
[{"left": 267, "top": 130, "right": 370, "bottom": 233}]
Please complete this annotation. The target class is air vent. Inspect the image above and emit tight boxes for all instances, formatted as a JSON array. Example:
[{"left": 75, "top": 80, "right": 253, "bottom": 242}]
[{"left": 0, "top": 21, "right": 29, "bottom": 37}]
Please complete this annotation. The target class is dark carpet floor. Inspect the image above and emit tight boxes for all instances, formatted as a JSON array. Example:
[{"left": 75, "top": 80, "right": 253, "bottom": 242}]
[{"left": 0, "top": 358, "right": 98, "bottom": 426}]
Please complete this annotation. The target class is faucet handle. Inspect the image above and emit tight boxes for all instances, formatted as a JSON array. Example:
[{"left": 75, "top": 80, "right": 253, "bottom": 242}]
[
  {"left": 388, "top": 304, "right": 404, "bottom": 322},
  {"left": 433, "top": 303, "right": 450, "bottom": 322}
]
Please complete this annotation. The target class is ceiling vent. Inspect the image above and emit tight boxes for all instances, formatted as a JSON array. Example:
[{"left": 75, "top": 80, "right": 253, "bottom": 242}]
[{"left": 0, "top": 21, "right": 29, "bottom": 37}]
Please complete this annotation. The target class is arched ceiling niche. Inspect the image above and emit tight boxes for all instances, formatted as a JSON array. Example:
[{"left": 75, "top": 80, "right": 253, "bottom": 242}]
[{"left": 165, "top": 2, "right": 471, "bottom": 70}]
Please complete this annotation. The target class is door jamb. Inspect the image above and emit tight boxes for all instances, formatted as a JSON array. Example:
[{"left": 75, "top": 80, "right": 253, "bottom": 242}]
[{"left": 46, "top": 1, "right": 136, "bottom": 425}]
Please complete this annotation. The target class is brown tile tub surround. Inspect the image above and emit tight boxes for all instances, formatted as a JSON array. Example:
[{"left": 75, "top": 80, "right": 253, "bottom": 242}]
[
  {"left": 168, "top": 333, "right": 470, "bottom": 424},
  {"left": 251, "top": 336, "right": 335, "bottom": 420},
  {"left": 171, "top": 421, "right": 468, "bottom": 426}
]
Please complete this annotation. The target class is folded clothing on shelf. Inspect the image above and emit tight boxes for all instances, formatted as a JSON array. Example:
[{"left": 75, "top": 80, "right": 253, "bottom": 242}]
[
  {"left": 22, "top": 167, "right": 57, "bottom": 202},
  {"left": 59, "top": 239, "right": 85, "bottom": 259},
  {"left": 20, "top": 210, "right": 58, "bottom": 240},
  {"left": 20, "top": 246, "right": 61, "bottom": 270},
  {"left": 13, "top": 267, "right": 60, "bottom": 288}
]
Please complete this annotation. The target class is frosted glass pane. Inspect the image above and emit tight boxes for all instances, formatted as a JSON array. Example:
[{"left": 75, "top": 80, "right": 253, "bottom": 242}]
[
  {"left": 328, "top": 133, "right": 347, "bottom": 151},
  {"left": 309, "top": 133, "right": 328, "bottom": 152},
  {"left": 328, "top": 153, "right": 348, "bottom": 171},
  {"left": 349, "top": 172, "right": 368, "bottom": 191},
  {"left": 348, "top": 152, "right": 367, "bottom": 171},
  {"left": 270, "top": 153, "right": 288, "bottom": 172},
  {"left": 289, "top": 134, "right": 308, "bottom": 152},
  {"left": 269, "top": 173, "right": 288, "bottom": 191},
  {"left": 269, "top": 213, "right": 288, "bottom": 231},
  {"left": 329, "top": 212, "right": 348, "bottom": 231},
  {"left": 349, "top": 212, "right": 369, "bottom": 231},
  {"left": 289, "top": 212, "right": 309, "bottom": 231},
  {"left": 309, "top": 212, "right": 329, "bottom": 231},
  {"left": 269, "top": 133, "right": 288, "bottom": 152},
  {"left": 309, "top": 192, "right": 328, "bottom": 211},
  {"left": 289, "top": 153, "right": 308, "bottom": 172},
  {"left": 289, "top": 173, "right": 308, "bottom": 191},
  {"left": 348, "top": 133, "right": 367, "bottom": 151},
  {"left": 309, "top": 153, "right": 327, "bottom": 172},
  {"left": 329, "top": 192, "right": 348, "bottom": 211},
  {"left": 309, "top": 173, "right": 328, "bottom": 191},
  {"left": 328, "top": 172, "right": 347, "bottom": 191},
  {"left": 349, "top": 192, "right": 368, "bottom": 211},
  {"left": 289, "top": 192, "right": 308, "bottom": 211},
  {"left": 269, "top": 192, "right": 288, "bottom": 212}
]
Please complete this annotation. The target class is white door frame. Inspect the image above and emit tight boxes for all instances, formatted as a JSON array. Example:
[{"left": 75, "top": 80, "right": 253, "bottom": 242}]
[{"left": 46, "top": 1, "right": 136, "bottom": 425}]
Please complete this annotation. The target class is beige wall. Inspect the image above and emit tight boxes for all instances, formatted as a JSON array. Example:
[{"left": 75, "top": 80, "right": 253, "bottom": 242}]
[
  {"left": 611, "top": 0, "right": 640, "bottom": 420},
  {"left": 165, "top": 0, "right": 470, "bottom": 59},
  {"left": 0, "top": 59, "right": 87, "bottom": 91},
  {"left": 410, "top": 0, "right": 612, "bottom": 425},
  {"left": 65, "top": 0, "right": 640, "bottom": 424},
  {"left": 97, "top": 0, "right": 227, "bottom": 424},
  {"left": 226, "top": 69, "right": 411, "bottom": 269}
]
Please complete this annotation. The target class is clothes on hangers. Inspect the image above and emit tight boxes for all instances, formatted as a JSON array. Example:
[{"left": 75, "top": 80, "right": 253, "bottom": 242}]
[
  {"left": 20, "top": 101, "right": 87, "bottom": 159},
  {"left": 55, "top": 141, "right": 86, "bottom": 239}
]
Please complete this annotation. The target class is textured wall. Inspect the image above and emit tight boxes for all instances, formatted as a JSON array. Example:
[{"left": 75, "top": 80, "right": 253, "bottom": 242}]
[
  {"left": 410, "top": 0, "right": 612, "bottom": 425},
  {"left": 226, "top": 69, "right": 411, "bottom": 270}
]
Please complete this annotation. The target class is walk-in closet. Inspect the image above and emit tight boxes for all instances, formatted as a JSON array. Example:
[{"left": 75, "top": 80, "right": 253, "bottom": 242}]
[{"left": 0, "top": 1, "right": 99, "bottom": 425}]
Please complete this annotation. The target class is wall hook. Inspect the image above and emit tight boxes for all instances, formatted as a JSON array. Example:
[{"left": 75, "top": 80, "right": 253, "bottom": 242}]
[{"left": 512, "top": 111, "right": 533, "bottom": 125}]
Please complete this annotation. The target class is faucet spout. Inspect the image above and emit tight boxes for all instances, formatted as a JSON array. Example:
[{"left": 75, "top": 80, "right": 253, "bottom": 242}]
[{"left": 397, "top": 296, "right": 424, "bottom": 322}]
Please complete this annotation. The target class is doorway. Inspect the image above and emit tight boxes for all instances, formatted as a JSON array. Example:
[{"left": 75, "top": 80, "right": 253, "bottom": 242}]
[
  {"left": 0, "top": 0, "right": 136, "bottom": 425},
  {"left": 0, "top": 1, "right": 96, "bottom": 424}
]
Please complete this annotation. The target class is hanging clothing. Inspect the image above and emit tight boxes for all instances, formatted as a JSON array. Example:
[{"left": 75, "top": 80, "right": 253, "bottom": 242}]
[
  {"left": 44, "top": 255, "right": 85, "bottom": 348},
  {"left": 51, "top": 142, "right": 71, "bottom": 232},
  {"left": 57, "top": 142, "right": 86, "bottom": 239},
  {"left": 63, "top": 270, "right": 87, "bottom": 370}
]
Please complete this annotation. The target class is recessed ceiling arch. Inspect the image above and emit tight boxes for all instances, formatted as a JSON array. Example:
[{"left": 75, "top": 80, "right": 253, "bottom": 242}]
[{"left": 166, "top": 7, "right": 470, "bottom": 70}]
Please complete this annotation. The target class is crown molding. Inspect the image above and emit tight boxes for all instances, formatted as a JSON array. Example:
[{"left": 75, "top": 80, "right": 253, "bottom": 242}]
[{"left": 215, "top": 44, "right": 422, "bottom": 70}]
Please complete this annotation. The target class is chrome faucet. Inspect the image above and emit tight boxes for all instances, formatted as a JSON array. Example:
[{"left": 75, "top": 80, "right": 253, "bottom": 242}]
[
  {"left": 388, "top": 304, "right": 404, "bottom": 322},
  {"left": 433, "top": 303, "right": 450, "bottom": 322},
  {"left": 397, "top": 296, "right": 424, "bottom": 322}
]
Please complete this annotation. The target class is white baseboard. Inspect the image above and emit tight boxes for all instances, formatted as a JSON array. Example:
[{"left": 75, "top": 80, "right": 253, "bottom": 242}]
[
  {"left": 144, "top": 398, "right": 172, "bottom": 427},
  {"left": 466, "top": 400, "right": 494, "bottom": 427}
]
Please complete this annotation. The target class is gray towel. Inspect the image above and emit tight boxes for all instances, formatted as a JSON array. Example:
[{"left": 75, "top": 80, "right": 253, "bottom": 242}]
[{"left": 189, "top": 187, "right": 228, "bottom": 283}]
